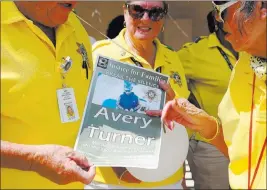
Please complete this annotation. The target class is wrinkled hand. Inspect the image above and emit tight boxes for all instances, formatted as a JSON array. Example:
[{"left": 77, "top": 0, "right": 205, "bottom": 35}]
[
  {"left": 30, "top": 145, "right": 95, "bottom": 185},
  {"left": 145, "top": 80, "right": 175, "bottom": 117},
  {"left": 161, "top": 98, "right": 216, "bottom": 135},
  {"left": 159, "top": 80, "right": 175, "bottom": 102}
]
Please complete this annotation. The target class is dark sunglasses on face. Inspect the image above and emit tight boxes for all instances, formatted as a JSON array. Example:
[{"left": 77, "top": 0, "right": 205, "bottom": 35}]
[{"left": 125, "top": 3, "right": 167, "bottom": 22}]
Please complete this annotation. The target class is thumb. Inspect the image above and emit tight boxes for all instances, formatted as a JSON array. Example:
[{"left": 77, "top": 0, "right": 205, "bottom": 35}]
[
  {"left": 145, "top": 110, "right": 162, "bottom": 117},
  {"left": 71, "top": 162, "right": 96, "bottom": 184},
  {"left": 67, "top": 151, "right": 92, "bottom": 169},
  {"left": 159, "top": 81, "right": 175, "bottom": 100},
  {"left": 159, "top": 80, "right": 169, "bottom": 91},
  {"left": 82, "top": 165, "right": 96, "bottom": 184}
]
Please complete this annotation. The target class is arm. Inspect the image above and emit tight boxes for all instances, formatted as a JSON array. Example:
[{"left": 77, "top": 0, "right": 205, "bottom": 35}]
[
  {"left": 161, "top": 98, "right": 229, "bottom": 158},
  {"left": 198, "top": 119, "right": 229, "bottom": 157},
  {"left": 1, "top": 140, "right": 95, "bottom": 185},
  {"left": 211, "top": 127, "right": 229, "bottom": 157},
  {"left": 1, "top": 140, "right": 34, "bottom": 170}
]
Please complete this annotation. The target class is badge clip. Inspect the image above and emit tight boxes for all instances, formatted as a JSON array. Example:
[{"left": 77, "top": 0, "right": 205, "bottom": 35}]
[
  {"left": 61, "top": 56, "right": 72, "bottom": 73},
  {"left": 60, "top": 56, "right": 72, "bottom": 88},
  {"left": 77, "top": 43, "right": 89, "bottom": 79}
]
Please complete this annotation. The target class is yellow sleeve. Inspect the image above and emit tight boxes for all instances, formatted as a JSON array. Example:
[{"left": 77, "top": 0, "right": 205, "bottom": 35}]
[
  {"left": 92, "top": 42, "right": 98, "bottom": 64},
  {"left": 1, "top": 47, "right": 21, "bottom": 115},
  {"left": 177, "top": 45, "right": 196, "bottom": 80},
  {"left": 92, "top": 40, "right": 111, "bottom": 70},
  {"left": 171, "top": 54, "right": 190, "bottom": 99}
]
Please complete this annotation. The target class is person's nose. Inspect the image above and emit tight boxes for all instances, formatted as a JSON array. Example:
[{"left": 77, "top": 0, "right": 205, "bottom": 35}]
[{"left": 141, "top": 11, "right": 150, "bottom": 21}]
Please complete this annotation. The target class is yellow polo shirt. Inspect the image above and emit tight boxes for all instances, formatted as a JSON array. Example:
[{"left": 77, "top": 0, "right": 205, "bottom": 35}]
[
  {"left": 91, "top": 28, "right": 190, "bottom": 188},
  {"left": 1, "top": 2, "right": 93, "bottom": 189},
  {"left": 177, "top": 33, "right": 237, "bottom": 141},
  {"left": 219, "top": 52, "right": 266, "bottom": 189}
]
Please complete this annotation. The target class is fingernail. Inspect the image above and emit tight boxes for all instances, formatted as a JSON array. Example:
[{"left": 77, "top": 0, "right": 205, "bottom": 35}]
[
  {"left": 145, "top": 110, "right": 152, "bottom": 115},
  {"left": 171, "top": 122, "right": 175, "bottom": 130},
  {"left": 163, "top": 124, "right": 167, "bottom": 133},
  {"left": 168, "top": 125, "right": 172, "bottom": 131}
]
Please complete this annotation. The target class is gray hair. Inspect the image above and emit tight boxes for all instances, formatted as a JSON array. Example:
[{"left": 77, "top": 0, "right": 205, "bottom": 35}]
[{"left": 235, "top": 1, "right": 266, "bottom": 35}]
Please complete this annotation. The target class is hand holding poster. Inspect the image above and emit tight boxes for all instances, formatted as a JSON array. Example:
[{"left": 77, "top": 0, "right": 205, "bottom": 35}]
[{"left": 75, "top": 55, "right": 168, "bottom": 169}]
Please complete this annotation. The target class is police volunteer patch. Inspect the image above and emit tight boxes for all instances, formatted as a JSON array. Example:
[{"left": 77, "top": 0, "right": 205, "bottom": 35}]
[{"left": 170, "top": 71, "right": 182, "bottom": 87}]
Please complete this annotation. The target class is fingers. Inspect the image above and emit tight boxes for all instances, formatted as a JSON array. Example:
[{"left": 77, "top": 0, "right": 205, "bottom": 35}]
[
  {"left": 161, "top": 99, "right": 187, "bottom": 130},
  {"left": 159, "top": 80, "right": 169, "bottom": 91},
  {"left": 69, "top": 160, "right": 96, "bottom": 184},
  {"left": 66, "top": 150, "right": 95, "bottom": 184},
  {"left": 164, "top": 118, "right": 174, "bottom": 131},
  {"left": 159, "top": 81, "right": 175, "bottom": 101},
  {"left": 161, "top": 98, "right": 208, "bottom": 131},
  {"left": 161, "top": 100, "right": 175, "bottom": 122},
  {"left": 67, "top": 151, "right": 92, "bottom": 168},
  {"left": 145, "top": 110, "right": 162, "bottom": 117},
  {"left": 145, "top": 110, "right": 167, "bottom": 133}
]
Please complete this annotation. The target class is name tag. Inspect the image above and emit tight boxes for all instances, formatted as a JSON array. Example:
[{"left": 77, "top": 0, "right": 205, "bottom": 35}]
[{"left": 57, "top": 88, "right": 80, "bottom": 123}]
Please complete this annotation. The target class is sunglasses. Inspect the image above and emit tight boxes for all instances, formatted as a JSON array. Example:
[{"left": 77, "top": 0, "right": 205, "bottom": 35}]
[
  {"left": 212, "top": 1, "right": 238, "bottom": 22},
  {"left": 125, "top": 3, "right": 168, "bottom": 22}
]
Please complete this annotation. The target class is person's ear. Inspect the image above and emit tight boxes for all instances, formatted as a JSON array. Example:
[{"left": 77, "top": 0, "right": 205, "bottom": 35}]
[
  {"left": 260, "top": 2, "right": 267, "bottom": 20},
  {"left": 123, "top": 4, "right": 127, "bottom": 14}
]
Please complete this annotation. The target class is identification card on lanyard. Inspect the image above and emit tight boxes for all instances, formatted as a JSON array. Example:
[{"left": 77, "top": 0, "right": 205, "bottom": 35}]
[{"left": 57, "top": 56, "right": 80, "bottom": 123}]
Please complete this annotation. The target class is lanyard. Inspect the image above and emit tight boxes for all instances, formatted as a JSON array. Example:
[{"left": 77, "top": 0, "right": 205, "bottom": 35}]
[
  {"left": 82, "top": 60, "right": 89, "bottom": 79},
  {"left": 130, "top": 57, "right": 162, "bottom": 73},
  {"left": 217, "top": 47, "right": 233, "bottom": 70},
  {"left": 248, "top": 73, "right": 267, "bottom": 189}
]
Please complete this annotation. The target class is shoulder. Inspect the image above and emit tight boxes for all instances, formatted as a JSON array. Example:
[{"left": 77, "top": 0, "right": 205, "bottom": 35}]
[
  {"left": 92, "top": 39, "right": 113, "bottom": 52},
  {"left": 177, "top": 36, "right": 209, "bottom": 59},
  {"left": 68, "top": 13, "right": 88, "bottom": 33},
  {"left": 92, "top": 39, "right": 121, "bottom": 60},
  {"left": 181, "top": 36, "right": 208, "bottom": 50},
  {"left": 162, "top": 44, "right": 175, "bottom": 52},
  {"left": 92, "top": 38, "right": 126, "bottom": 61},
  {"left": 68, "top": 13, "right": 92, "bottom": 55},
  {"left": 158, "top": 43, "right": 178, "bottom": 60},
  {"left": 157, "top": 42, "right": 184, "bottom": 66},
  {"left": 158, "top": 41, "right": 177, "bottom": 56}
]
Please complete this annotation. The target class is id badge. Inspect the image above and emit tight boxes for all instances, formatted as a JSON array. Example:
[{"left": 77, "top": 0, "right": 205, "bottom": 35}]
[{"left": 57, "top": 88, "right": 80, "bottom": 123}]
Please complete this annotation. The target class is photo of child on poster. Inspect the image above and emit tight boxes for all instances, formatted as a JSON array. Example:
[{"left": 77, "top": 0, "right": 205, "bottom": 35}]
[{"left": 92, "top": 73, "right": 162, "bottom": 114}]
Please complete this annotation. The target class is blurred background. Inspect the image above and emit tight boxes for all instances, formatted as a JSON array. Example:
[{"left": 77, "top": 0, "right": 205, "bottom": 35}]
[{"left": 75, "top": 1, "right": 213, "bottom": 50}]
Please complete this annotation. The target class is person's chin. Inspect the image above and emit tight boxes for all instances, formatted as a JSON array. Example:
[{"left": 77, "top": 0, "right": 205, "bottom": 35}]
[
  {"left": 48, "top": 17, "right": 69, "bottom": 27},
  {"left": 134, "top": 33, "right": 154, "bottom": 41},
  {"left": 225, "top": 35, "right": 241, "bottom": 51}
]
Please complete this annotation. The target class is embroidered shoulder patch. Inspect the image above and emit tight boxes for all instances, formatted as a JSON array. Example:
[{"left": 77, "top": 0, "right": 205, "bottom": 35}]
[{"left": 170, "top": 71, "right": 182, "bottom": 87}]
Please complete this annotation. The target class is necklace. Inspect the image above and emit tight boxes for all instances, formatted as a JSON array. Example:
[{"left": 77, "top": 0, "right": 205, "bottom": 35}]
[{"left": 250, "top": 56, "right": 267, "bottom": 80}]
